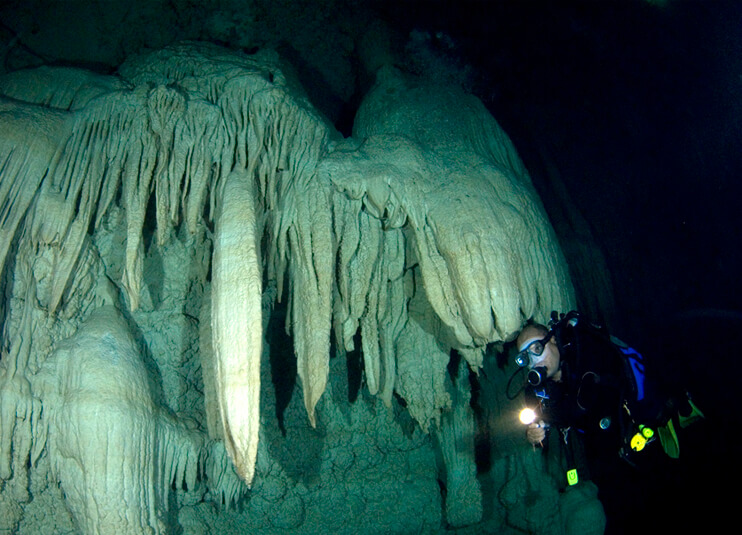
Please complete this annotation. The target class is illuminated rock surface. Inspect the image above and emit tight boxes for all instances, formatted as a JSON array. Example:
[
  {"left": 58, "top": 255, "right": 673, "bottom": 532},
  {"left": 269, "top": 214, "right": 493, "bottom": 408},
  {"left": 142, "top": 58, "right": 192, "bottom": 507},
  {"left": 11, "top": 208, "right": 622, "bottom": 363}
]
[{"left": 0, "top": 33, "right": 573, "bottom": 534}]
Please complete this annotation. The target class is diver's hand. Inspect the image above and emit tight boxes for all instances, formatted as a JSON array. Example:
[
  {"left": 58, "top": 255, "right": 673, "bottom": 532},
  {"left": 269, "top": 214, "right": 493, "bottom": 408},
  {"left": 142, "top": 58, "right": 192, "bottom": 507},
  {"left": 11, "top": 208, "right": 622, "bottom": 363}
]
[{"left": 526, "top": 421, "right": 547, "bottom": 446}]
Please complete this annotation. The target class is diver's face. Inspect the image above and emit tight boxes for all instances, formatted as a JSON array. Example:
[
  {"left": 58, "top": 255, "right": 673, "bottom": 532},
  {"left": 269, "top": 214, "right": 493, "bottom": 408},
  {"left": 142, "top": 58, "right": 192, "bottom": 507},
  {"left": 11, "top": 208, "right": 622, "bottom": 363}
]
[{"left": 517, "top": 329, "right": 561, "bottom": 380}]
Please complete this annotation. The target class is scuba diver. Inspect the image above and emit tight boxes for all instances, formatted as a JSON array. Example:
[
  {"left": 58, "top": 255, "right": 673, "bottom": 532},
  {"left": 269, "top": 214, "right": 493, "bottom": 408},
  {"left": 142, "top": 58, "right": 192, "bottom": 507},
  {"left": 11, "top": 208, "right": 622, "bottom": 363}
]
[{"left": 513, "top": 311, "right": 704, "bottom": 486}]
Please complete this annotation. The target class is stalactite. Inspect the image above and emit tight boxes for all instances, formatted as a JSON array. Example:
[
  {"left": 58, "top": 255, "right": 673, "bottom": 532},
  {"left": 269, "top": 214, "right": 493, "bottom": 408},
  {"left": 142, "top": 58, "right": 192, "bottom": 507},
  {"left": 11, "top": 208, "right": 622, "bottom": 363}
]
[
  {"left": 158, "top": 416, "right": 204, "bottom": 501},
  {"left": 148, "top": 84, "right": 187, "bottom": 248},
  {"left": 395, "top": 301, "right": 452, "bottom": 433},
  {"left": 204, "top": 441, "right": 248, "bottom": 508},
  {"left": 121, "top": 107, "right": 158, "bottom": 311},
  {"left": 377, "top": 229, "right": 407, "bottom": 406},
  {"left": 357, "top": 211, "right": 383, "bottom": 396},
  {"left": 211, "top": 169, "right": 263, "bottom": 487},
  {"left": 331, "top": 194, "right": 364, "bottom": 353},
  {"left": 181, "top": 100, "right": 223, "bottom": 235},
  {"left": 287, "top": 177, "right": 333, "bottom": 427}
]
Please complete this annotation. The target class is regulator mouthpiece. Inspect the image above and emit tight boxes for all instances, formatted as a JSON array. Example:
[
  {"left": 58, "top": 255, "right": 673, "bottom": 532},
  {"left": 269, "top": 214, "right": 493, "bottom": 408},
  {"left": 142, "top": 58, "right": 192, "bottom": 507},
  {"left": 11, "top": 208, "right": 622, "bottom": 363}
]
[{"left": 527, "top": 366, "right": 548, "bottom": 386}]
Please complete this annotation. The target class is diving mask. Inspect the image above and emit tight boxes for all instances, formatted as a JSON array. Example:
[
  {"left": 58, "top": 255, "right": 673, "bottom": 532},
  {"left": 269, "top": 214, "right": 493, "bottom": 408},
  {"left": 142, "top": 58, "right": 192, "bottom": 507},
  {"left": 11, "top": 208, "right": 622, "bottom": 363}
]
[{"left": 515, "top": 332, "right": 554, "bottom": 368}]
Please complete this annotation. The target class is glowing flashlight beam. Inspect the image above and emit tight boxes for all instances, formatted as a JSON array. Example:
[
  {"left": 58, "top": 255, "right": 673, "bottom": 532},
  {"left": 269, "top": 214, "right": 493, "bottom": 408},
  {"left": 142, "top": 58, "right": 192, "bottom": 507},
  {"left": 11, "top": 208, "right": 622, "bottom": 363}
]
[{"left": 519, "top": 407, "right": 537, "bottom": 425}]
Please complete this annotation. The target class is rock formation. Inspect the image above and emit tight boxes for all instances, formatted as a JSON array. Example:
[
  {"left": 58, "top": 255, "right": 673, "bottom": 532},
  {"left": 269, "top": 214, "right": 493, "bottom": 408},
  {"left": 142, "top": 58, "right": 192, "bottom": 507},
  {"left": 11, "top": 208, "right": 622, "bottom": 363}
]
[{"left": 0, "top": 39, "right": 576, "bottom": 533}]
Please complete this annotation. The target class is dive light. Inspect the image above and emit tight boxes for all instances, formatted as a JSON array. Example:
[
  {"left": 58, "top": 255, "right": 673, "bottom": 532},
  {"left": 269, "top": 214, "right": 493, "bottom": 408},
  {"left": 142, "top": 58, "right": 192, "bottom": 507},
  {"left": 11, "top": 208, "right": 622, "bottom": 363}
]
[
  {"left": 519, "top": 407, "right": 549, "bottom": 428},
  {"left": 519, "top": 407, "right": 537, "bottom": 425}
]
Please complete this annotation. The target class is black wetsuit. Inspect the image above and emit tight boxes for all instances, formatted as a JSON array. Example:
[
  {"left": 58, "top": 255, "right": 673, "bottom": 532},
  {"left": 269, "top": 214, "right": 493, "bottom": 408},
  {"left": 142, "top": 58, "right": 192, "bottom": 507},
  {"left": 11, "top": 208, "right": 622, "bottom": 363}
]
[{"left": 525, "top": 316, "right": 650, "bottom": 485}]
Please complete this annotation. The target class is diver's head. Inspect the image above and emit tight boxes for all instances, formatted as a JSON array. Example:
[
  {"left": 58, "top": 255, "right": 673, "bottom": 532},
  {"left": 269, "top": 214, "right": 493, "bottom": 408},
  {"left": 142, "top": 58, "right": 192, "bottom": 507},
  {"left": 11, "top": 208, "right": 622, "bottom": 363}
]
[{"left": 516, "top": 323, "right": 562, "bottom": 382}]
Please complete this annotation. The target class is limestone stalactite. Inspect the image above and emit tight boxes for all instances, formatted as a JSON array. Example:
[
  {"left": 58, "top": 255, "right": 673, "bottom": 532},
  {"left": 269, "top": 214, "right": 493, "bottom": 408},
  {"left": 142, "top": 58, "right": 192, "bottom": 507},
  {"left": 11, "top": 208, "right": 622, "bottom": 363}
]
[{"left": 211, "top": 169, "right": 263, "bottom": 486}]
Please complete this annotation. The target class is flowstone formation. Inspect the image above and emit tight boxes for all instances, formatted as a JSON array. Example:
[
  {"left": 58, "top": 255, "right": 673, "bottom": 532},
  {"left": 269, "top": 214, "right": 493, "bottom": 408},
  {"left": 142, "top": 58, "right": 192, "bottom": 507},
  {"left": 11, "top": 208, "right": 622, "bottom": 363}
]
[{"left": 0, "top": 41, "right": 575, "bottom": 534}]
